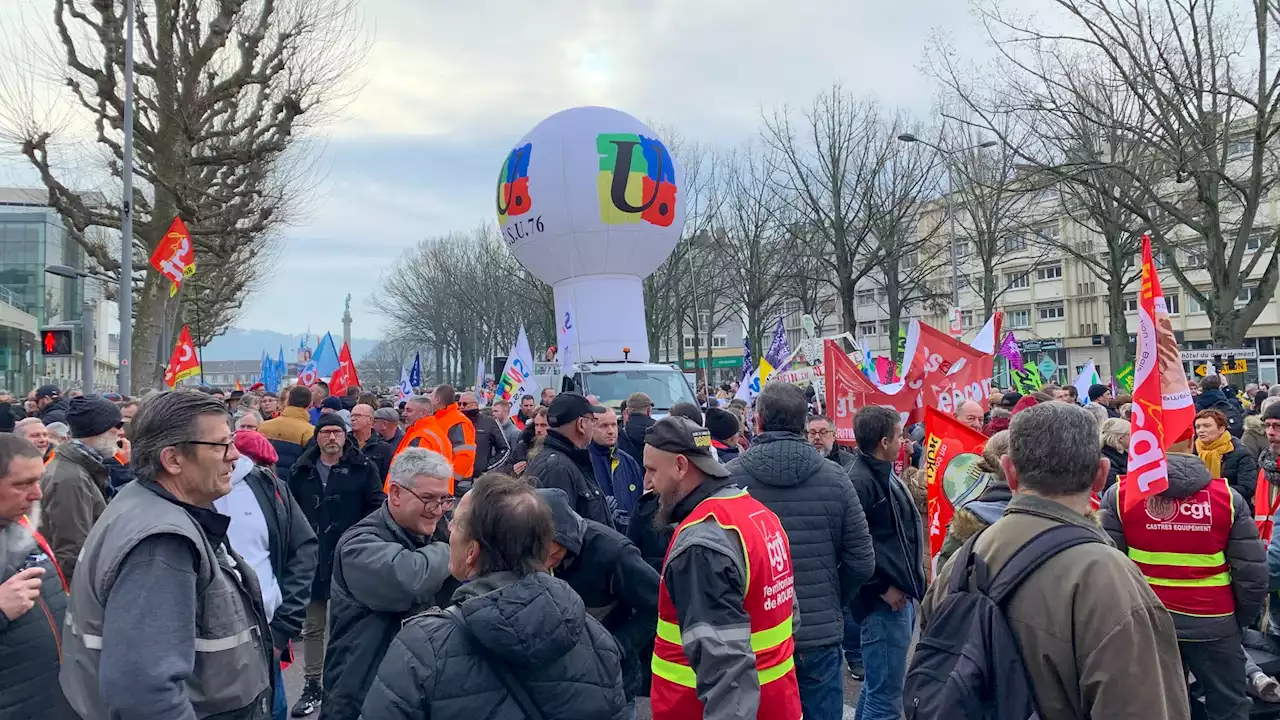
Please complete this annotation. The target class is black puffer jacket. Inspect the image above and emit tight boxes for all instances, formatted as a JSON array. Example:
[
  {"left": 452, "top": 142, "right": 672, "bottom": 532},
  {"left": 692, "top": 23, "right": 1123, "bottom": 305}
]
[
  {"left": 0, "top": 518, "right": 77, "bottom": 719},
  {"left": 353, "top": 431, "right": 394, "bottom": 482},
  {"left": 847, "top": 448, "right": 927, "bottom": 621},
  {"left": 526, "top": 431, "right": 614, "bottom": 529},
  {"left": 288, "top": 442, "right": 385, "bottom": 602},
  {"left": 1100, "top": 453, "right": 1267, "bottom": 641},
  {"left": 38, "top": 397, "right": 69, "bottom": 425},
  {"left": 726, "top": 430, "right": 876, "bottom": 649},
  {"left": 323, "top": 504, "right": 457, "bottom": 720},
  {"left": 1196, "top": 439, "right": 1260, "bottom": 511},
  {"left": 362, "top": 571, "right": 627, "bottom": 720}
]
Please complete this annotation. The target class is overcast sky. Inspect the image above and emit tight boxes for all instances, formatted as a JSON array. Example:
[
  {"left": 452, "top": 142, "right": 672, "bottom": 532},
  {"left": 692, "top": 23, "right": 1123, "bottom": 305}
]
[{"left": 0, "top": 0, "right": 991, "bottom": 339}]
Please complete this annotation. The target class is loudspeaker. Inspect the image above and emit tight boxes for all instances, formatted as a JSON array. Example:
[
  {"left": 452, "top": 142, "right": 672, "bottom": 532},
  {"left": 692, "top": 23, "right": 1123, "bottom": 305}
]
[{"left": 492, "top": 356, "right": 507, "bottom": 379}]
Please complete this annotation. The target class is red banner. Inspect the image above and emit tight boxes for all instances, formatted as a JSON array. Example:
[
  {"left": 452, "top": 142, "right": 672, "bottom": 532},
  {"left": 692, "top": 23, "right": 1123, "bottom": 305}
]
[
  {"left": 149, "top": 217, "right": 196, "bottom": 297},
  {"left": 328, "top": 342, "right": 361, "bottom": 397},
  {"left": 898, "top": 320, "right": 996, "bottom": 424},
  {"left": 824, "top": 339, "right": 918, "bottom": 444},
  {"left": 923, "top": 406, "right": 988, "bottom": 576},
  {"left": 164, "top": 326, "right": 201, "bottom": 388}
]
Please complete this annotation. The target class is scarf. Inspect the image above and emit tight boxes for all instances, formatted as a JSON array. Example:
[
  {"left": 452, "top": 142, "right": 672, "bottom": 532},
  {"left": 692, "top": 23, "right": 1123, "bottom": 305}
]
[
  {"left": 1196, "top": 432, "right": 1235, "bottom": 479},
  {"left": 1262, "top": 448, "right": 1280, "bottom": 485}
]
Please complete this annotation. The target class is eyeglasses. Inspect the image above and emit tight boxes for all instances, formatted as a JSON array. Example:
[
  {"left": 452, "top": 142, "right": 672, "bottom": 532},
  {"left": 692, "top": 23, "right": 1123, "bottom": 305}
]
[
  {"left": 807, "top": 428, "right": 833, "bottom": 437},
  {"left": 397, "top": 485, "right": 455, "bottom": 514},
  {"left": 317, "top": 428, "right": 346, "bottom": 437},
  {"left": 182, "top": 439, "right": 235, "bottom": 456}
]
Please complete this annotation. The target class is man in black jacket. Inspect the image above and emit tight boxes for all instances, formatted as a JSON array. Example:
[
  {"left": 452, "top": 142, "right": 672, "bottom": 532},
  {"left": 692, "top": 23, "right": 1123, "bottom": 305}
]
[
  {"left": 727, "top": 382, "right": 875, "bottom": 720},
  {"left": 214, "top": 451, "right": 318, "bottom": 720},
  {"left": 616, "top": 392, "right": 655, "bottom": 462},
  {"left": 526, "top": 393, "right": 614, "bottom": 529},
  {"left": 806, "top": 414, "right": 855, "bottom": 471},
  {"left": 846, "top": 404, "right": 926, "bottom": 720},
  {"left": 35, "top": 385, "right": 69, "bottom": 425},
  {"left": 287, "top": 414, "right": 385, "bottom": 717},
  {"left": 460, "top": 391, "right": 509, "bottom": 485},
  {"left": 538, "top": 487, "right": 659, "bottom": 709},
  {"left": 322, "top": 448, "right": 458, "bottom": 720},
  {"left": 348, "top": 403, "right": 394, "bottom": 481}
]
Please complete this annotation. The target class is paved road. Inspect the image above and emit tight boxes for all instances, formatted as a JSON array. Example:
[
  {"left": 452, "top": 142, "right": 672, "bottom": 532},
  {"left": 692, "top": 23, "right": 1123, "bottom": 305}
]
[{"left": 283, "top": 647, "right": 866, "bottom": 719}]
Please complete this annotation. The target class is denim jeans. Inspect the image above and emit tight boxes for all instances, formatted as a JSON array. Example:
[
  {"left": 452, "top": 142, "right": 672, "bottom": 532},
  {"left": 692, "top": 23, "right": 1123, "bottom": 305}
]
[
  {"left": 272, "top": 662, "right": 287, "bottom": 720},
  {"left": 842, "top": 606, "right": 862, "bottom": 668},
  {"left": 855, "top": 601, "right": 916, "bottom": 720},
  {"left": 794, "top": 643, "right": 845, "bottom": 720}
]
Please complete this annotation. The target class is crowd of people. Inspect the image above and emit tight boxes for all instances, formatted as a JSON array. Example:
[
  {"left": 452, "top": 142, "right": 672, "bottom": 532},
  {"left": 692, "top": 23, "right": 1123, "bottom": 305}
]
[{"left": 2, "top": 366, "right": 1280, "bottom": 719}]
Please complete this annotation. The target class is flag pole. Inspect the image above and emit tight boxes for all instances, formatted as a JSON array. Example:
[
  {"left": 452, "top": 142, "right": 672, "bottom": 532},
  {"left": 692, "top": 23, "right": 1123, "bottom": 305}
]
[{"left": 117, "top": 0, "right": 136, "bottom": 395}]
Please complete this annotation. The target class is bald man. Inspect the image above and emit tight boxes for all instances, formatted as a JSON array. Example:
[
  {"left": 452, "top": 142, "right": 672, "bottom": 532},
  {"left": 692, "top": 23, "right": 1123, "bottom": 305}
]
[{"left": 954, "top": 400, "right": 985, "bottom": 432}]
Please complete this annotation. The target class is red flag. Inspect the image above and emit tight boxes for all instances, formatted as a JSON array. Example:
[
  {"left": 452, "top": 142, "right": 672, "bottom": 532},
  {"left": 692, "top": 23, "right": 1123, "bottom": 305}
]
[
  {"left": 164, "top": 326, "right": 201, "bottom": 388},
  {"left": 328, "top": 342, "right": 361, "bottom": 397},
  {"left": 824, "top": 339, "right": 918, "bottom": 442},
  {"left": 898, "top": 320, "right": 996, "bottom": 424},
  {"left": 234, "top": 379, "right": 243, "bottom": 392},
  {"left": 1124, "top": 235, "right": 1194, "bottom": 511},
  {"left": 148, "top": 217, "right": 196, "bottom": 297},
  {"left": 923, "top": 406, "right": 988, "bottom": 577}
]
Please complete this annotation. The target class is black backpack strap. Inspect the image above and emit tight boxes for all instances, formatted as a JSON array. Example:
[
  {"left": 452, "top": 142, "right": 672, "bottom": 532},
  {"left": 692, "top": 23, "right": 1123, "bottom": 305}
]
[
  {"left": 444, "top": 607, "right": 547, "bottom": 720},
  {"left": 947, "top": 532, "right": 993, "bottom": 595},
  {"left": 984, "top": 524, "right": 1102, "bottom": 606}
]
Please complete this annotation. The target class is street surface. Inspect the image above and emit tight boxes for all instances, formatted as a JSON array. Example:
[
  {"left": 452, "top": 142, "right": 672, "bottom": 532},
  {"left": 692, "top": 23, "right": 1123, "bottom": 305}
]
[{"left": 283, "top": 646, "right": 866, "bottom": 718}]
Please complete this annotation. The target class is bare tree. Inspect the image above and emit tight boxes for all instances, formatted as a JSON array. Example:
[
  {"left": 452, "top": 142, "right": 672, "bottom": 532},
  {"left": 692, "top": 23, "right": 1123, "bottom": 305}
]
[
  {"left": 937, "top": 0, "right": 1280, "bottom": 346},
  {"left": 763, "top": 86, "right": 893, "bottom": 333},
  {"left": 359, "top": 339, "right": 417, "bottom": 388},
  {"left": 11, "top": 0, "right": 363, "bottom": 388}
]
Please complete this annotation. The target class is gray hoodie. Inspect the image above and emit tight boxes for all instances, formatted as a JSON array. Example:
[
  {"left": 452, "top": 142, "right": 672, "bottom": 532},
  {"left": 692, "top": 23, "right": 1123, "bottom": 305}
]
[{"left": 1100, "top": 453, "right": 1267, "bottom": 640}]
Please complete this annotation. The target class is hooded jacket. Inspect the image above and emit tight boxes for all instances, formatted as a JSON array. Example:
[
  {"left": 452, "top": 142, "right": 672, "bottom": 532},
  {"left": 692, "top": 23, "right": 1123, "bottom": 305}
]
[
  {"left": 361, "top": 571, "right": 627, "bottom": 720},
  {"left": 323, "top": 504, "right": 456, "bottom": 720},
  {"left": 526, "top": 430, "right": 614, "bottom": 529},
  {"left": 288, "top": 441, "right": 384, "bottom": 602},
  {"left": 846, "top": 447, "right": 927, "bottom": 621},
  {"left": 38, "top": 440, "right": 111, "bottom": 585},
  {"left": 539, "top": 488, "right": 659, "bottom": 699},
  {"left": 1243, "top": 415, "right": 1269, "bottom": 462},
  {"left": 726, "top": 430, "right": 876, "bottom": 648},
  {"left": 1101, "top": 453, "right": 1267, "bottom": 640}
]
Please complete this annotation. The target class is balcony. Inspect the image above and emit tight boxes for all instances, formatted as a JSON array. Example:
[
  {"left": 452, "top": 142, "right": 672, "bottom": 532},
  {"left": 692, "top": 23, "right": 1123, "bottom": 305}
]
[{"left": 0, "top": 284, "right": 27, "bottom": 313}]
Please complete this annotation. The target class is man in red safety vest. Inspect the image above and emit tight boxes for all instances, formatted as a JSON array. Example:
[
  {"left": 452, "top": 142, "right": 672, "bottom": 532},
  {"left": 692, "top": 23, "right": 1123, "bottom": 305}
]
[
  {"left": 641, "top": 416, "right": 801, "bottom": 720},
  {"left": 1101, "top": 453, "right": 1267, "bottom": 719}
]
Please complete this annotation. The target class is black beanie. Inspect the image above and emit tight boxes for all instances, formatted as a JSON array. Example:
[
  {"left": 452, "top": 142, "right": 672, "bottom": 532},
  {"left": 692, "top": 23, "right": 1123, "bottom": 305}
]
[
  {"left": 704, "top": 407, "right": 740, "bottom": 443},
  {"left": 1262, "top": 402, "right": 1280, "bottom": 424},
  {"left": 316, "top": 413, "right": 347, "bottom": 432},
  {"left": 1088, "top": 384, "right": 1110, "bottom": 402},
  {"left": 66, "top": 395, "right": 122, "bottom": 439}
]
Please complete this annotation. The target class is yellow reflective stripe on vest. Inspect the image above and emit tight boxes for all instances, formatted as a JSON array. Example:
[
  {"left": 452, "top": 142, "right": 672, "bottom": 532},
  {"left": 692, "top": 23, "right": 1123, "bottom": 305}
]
[
  {"left": 1144, "top": 571, "right": 1232, "bottom": 587},
  {"left": 652, "top": 652, "right": 796, "bottom": 689},
  {"left": 1127, "top": 548, "right": 1226, "bottom": 568},
  {"left": 655, "top": 615, "right": 793, "bottom": 653}
]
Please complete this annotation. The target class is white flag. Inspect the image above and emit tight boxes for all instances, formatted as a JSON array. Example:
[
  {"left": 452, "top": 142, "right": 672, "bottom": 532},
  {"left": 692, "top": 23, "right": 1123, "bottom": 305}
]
[
  {"left": 497, "top": 325, "right": 540, "bottom": 403},
  {"left": 558, "top": 304, "right": 577, "bottom": 379},
  {"left": 1072, "top": 359, "right": 1100, "bottom": 405},
  {"left": 398, "top": 366, "right": 413, "bottom": 403},
  {"left": 475, "top": 357, "right": 488, "bottom": 407}
]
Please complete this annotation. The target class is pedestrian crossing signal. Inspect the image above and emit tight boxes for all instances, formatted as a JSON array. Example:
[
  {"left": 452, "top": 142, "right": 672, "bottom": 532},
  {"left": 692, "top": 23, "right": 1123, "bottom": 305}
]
[{"left": 40, "top": 328, "right": 73, "bottom": 356}]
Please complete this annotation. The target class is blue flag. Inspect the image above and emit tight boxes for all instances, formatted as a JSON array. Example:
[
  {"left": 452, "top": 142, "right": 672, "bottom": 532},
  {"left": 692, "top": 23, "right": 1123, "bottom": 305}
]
[
  {"left": 260, "top": 351, "right": 272, "bottom": 392},
  {"left": 409, "top": 352, "right": 422, "bottom": 389},
  {"left": 275, "top": 346, "right": 287, "bottom": 390},
  {"left": 764, "top": 317, "right": 791, "bottom": 368},
  {"left": 312, "top": 332, "right": 340, "bottom": 379},
  {"left": 740, "top": 337, "right": 753, "bottom": 382}
]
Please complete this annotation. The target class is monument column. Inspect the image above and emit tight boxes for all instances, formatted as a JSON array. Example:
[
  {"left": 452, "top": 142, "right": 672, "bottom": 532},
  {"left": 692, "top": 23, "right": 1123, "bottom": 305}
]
[{"left": 342, "top": 293, "right": 352, "bottom": 348}]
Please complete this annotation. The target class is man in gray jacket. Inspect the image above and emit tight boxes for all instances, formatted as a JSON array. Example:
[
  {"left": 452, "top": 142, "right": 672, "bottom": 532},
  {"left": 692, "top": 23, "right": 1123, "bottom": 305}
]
[
  {"left": 60, "top": 391, "right": 274, "bottom": 720},
  {"left": 1101, "top": 452, "right": 1267, "bottom": 720},
  {"left": 320, "top": 448, "right": 458, "bottom": 720},
  {"left": 727, "top": 383, "right": 876, "bottom": 720}
]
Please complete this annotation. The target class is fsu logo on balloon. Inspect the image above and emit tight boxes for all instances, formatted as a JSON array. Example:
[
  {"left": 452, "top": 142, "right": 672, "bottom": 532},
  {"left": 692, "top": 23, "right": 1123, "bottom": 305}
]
[
  {"left": 497, "top": 143, "right": 544, "bottom": 244},
  {"left": 596, "top": 133, "right": 677, "bottom": 227}
]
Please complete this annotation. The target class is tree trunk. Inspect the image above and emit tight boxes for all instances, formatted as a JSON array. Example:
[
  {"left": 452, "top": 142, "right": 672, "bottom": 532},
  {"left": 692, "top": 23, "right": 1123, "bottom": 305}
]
[{"left": 1106, "top": 278, "right": 1130, "bottom": 375}]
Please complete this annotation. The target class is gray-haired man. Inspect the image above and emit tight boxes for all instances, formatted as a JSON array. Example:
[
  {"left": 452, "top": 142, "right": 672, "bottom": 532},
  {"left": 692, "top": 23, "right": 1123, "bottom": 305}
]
[{"left": 319, "top": 448, "right": 459, "bottom": 720}]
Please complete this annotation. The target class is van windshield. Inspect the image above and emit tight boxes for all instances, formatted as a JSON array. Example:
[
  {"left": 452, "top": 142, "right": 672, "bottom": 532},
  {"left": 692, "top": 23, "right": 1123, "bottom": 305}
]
[{"left": 579, "top": 369, "right": 697, "bottom": 411}]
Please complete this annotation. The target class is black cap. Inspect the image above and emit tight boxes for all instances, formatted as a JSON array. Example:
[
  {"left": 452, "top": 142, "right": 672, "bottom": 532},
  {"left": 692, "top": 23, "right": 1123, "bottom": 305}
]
[
  {"left": 644, "top": 416, "right": 730, "bottom": 478},
  {"left": 547, "top": 392, "right": 606, "bottom": 428},
  {"left": 321, "top": 396, "right": 344, "bottom": 411},
  {"left": 1000, "top": 391, "right": 1022, "bottom": 408},
  {"left": 1088, "top": 383, "right": 1110, "bottom": 402},
  {"left": 35, "top": 384, "right": 60, "bottom": 401}
]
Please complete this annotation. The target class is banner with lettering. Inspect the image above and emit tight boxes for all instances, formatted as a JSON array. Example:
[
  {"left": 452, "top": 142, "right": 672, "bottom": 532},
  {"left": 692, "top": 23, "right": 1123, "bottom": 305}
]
[
  {"left": 923, "top": 406, "right": 989, "bottom": 577},
  {"left": 897, "top": 319, "right": 996, "bottom": 423},
  {"left": 149, "top": 217, "right": 196, "bottom": 297},
  {"left": 1011, "top": 365, "right": 1043, "bottom": 394}
]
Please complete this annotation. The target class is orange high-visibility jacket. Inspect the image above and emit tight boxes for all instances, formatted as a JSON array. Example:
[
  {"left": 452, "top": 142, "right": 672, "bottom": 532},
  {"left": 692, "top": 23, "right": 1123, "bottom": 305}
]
[
  {"left": 434, "top": 403, "right": 476, "bottom": 484},
  {"left": 390, "top": 416, "right": 454, "bottom": 492}
]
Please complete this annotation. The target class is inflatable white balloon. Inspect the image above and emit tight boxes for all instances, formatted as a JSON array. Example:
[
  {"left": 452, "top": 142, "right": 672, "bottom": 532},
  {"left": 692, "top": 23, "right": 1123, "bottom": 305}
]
[{"left": 497, "top": 106, "right": 685, "bottom": 362}]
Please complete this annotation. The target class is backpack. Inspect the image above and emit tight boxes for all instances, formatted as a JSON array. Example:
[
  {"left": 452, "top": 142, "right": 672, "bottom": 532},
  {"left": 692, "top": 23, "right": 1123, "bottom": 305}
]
[
  {"left": 1214, "top": 399, "right": 1245, "bottom": 438},
  {"left": 903, "top": 523, "right": 1102, "bottom": 720}
]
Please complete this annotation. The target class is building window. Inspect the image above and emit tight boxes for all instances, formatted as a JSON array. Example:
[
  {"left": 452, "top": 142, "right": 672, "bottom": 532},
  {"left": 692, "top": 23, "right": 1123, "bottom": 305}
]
[
  {"left": 901, "top": 251, "right": 919, "bottom": 269},
  {"left": 1236, "top": 286, "right": 1255, "bottom": 307},
  {"left": 1037, "top": 302, "right": 1065, "bottom": 321},
  {"left": 1247, "top": 230, "right": 1268, "bottom": 251},
  {"left": 1188, "top": 294, "right": 1204, "bottom": 314},
  {"left": 1036, "top": 264, "right": 1063, "bottom": 281},
  {"left": 1007, "top": 309, "right": 1032, "bottom": 328},
  {"left": 1035, "top": 224, "right": 1061, "bottom": 242},
  {"left": 1166, "top": 293, "right": 1180, "bottom": 315},
  {"left": 1004, "top": 236, "right": 1027, "bottom": 253},
  {"left": 1005, "top": 271, "right": 1029, "bottom": 289},
  {"left": 1227, "top": 136, "right": 1253, "bottom": 158},
  {"left": 961, "top": 311, "right": 974, "bottom": 328},
  {"left": 858, "top": 322, "right": 877, "bottom": 336},
  {"left": 857, "top": 290, "right": 875, "bottom": 306},
  {"left": 878, "top": 320, "right": 890, "bottom": 335},
  {"left": 1123, "top": 294, "right": 1138, "bottom": 312},
  {"left": 953, "top": 240, "right": 972, "bottom": 258},
  {"left": 1185, "top": 244, "right": 1208, "bottom": 268}
]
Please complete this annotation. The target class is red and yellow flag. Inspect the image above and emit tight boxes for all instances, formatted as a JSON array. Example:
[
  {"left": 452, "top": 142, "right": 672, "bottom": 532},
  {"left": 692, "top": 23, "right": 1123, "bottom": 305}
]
[
  {"left": 164, "top": 325, "right": 201, "bottom": 388},
  {"left": 1123, "top": 235, "right": 1194, "bottom": 511},
  {"left": 149, "top": 217, "right": 196, "bottom": 297},
  {"left": 923, "top": 406, "right": 988, "bottom": 577}
]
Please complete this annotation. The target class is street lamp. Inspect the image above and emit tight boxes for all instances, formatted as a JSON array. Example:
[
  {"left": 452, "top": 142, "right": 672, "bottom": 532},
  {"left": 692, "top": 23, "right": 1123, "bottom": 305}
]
[
  {"left": 898, "top": 134, "right": 998, "bottom": 323},
  {"left": 43, "top": 265, "right": 95, "bottom": 392}
]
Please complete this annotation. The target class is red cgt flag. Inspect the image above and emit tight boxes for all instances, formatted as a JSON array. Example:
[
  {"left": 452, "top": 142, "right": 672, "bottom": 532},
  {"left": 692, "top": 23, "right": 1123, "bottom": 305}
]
[
  {"left": 1123, "top": 235, "right": 1195, "bottom": 511},
  {"left": 897, "top": 320, "right": 996, "bottom": 424},
  {"left": 164, "top": 326, "right": 201, "bottom": 388},
  {"left": 149, "top": 217, "right": 196, "bottom": 297},
  {"left": 328, "top": 342, "right": 361, "bottom": 397}
]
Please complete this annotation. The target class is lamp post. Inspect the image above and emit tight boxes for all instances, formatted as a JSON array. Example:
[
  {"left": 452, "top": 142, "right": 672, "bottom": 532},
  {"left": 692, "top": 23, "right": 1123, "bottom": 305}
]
[
  {"left": 45, "top": 265, "right": 94, "bottom": 392},
  {"left": 118, "top": 0, "right": 136, "bottom": 396},
  {"left": 897, "top": 133, "right": 997, "bottom": 332}
]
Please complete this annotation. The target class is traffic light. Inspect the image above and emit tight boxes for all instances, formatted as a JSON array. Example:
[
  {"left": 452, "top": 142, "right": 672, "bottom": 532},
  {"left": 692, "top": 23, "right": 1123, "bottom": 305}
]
[{"left": 40, "top": 328, "right": 73, "bottom": 356}]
